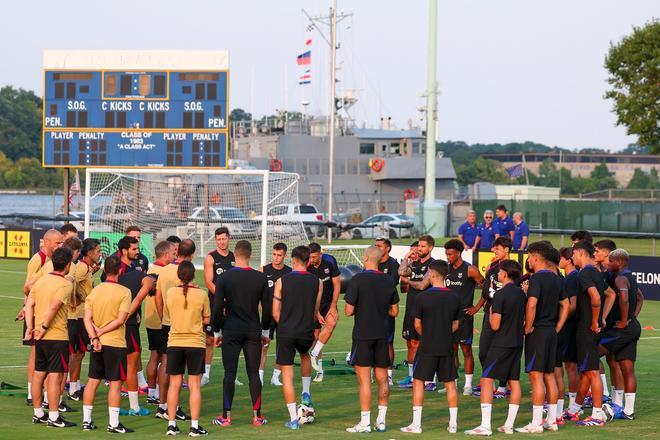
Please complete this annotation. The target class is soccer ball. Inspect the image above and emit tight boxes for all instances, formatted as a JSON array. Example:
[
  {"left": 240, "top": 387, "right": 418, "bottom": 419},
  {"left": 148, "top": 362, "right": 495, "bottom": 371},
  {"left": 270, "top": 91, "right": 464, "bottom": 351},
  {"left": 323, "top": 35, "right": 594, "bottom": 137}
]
[
  {"left": 345, "top": 352, "right": 352, "bottom": 364},
  {"left": 602, "top": 403, "right": 614, "bottom": 422},
  {"left": 298, "top": 404, "right": 315, "bottom": 424}
]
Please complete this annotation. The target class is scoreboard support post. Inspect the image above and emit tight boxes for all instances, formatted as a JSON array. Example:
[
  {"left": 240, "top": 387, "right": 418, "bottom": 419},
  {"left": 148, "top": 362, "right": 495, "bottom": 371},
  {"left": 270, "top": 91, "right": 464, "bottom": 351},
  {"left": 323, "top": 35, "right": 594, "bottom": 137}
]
[{"left": 63, "top": 168, "right": 70, "bottom": 217}]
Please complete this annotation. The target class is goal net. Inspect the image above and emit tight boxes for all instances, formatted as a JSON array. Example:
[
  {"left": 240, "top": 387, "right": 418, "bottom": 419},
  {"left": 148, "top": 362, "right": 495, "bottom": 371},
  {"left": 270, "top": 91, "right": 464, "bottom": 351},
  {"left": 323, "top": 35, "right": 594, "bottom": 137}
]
[
  {"left": 84, "top": 168, "right": 309, "bottom": 268},
  {"left": 323, "top": 245, "right": 368, "bottom": 268}
]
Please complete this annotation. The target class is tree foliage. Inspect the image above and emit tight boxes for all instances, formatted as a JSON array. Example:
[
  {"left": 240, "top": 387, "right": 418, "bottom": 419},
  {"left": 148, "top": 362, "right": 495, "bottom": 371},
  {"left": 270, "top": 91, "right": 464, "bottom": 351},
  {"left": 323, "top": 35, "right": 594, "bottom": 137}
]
[
  {"left": 0, "top": 86, "right": 42, "bottom": 161},
  {"left": 627, "top": 168, "right": 660, "bottom": 189}
]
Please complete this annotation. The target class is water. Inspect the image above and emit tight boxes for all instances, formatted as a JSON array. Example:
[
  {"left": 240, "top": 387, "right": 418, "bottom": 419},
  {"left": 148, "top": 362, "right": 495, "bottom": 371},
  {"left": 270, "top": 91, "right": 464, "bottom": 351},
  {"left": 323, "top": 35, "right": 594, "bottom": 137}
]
[{"left": 0, "top": 194, "right": 69, "bottom": 216}]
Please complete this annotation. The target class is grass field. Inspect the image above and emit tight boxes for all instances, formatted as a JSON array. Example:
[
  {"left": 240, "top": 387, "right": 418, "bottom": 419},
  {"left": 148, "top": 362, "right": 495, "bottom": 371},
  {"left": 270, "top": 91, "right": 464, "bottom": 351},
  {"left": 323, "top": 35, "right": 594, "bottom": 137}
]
[{"left": 1, "top": 258, "right": 659, "bottom": 439}]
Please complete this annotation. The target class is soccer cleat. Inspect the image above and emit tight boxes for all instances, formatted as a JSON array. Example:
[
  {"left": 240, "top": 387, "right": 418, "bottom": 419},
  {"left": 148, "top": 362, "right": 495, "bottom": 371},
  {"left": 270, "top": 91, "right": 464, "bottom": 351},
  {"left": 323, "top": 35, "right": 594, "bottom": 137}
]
[
  {"left": 400, "top": 424, "right": 423, "bottom": 434},
  {"left": 146, "top": 396, "right": 160, "bottom": 405},
  {"left": 463, "top": 386, "right": 473, "bottom": 396},
  {"left": 346, "top": 423, "right": 371, "bottom": 433},
  {"left": 188, "top": 426, "right": 208, "bottom": 436},
  {"left": 211, "top": 416, "right": 231, "bottom": 426},
  {"left": 497, "top": 425, "right": 514, "bottom": 434},
  {"left": 397, "top": 376, "right": 413, "bottom": 388},
  {"left": 374, "top": 422, "right": 386, "bottom": 432},
  {"left": 155, "top": 407, "right": 168, "bottom": 419},
  {"left": 464, "top": 426, "right": 492, "bottom": 436},
  {"left": 575, "top": 416, "right": 605, "bottom": 427},
  {"left": 128, "top": 406, "right": 151, "bottom": 416},
  {"left": 138, "top": 386, "right": 148, "bottom": 395},
  {"left": 447, "top": 424, "right": 457, "bottom": 434},
  {"left": 310, "top": 354, "right": 319, "bottom": 372},
  {"left": 313, "top": 372, "right": 324, "bottom": 383},
  {"left": 301, "top": 392, "right": 313, "bottom": 407},
  {"left": 26, "top": 398, "right": 33, "bottom": 406},
  {"left": 107, "top": 423, "right": 134, "bottom": 433},
  {"left": 515, "top": 423, "right": 544, "bottom": 433},
  {"left": 67, "top": 390, "right": 82, "bottom": 401},
  {"left": 234, "top": 378, "right": 244, "bottom": 386},
  {"left": 59, "top": 402, "right": 76, "bottom": 412},
  {"left": 602, "top": 395, "right": 612, "bottom": 404},
  {"left": 424, "top": 382, "right": 437, "bottom": 392},
  {"left": 201, "top": 375, "right": 210, "bottom": 387},
  {"left": 32, "top": 413, "right": 49, "bottom": 424},
  {"left": 47, "top": 416, "right": 77, "bottom": 428},
  {"left": 252, "top": 416, "right": 268, "bottom": 426},
  {"left": 562, "top": 409, "right": 581, "bottom": 421},
  {"left": 166, "top": 425, "right": 180, "bottom": 436},
  {"left": 493, "top": 390, "right": 507, "bottom": 399},
  {"left": 583, "top": 396, "right": 593, "bottom": 408},
  {"left": 542, "top": 420, "right": 558, "bottom": 432},
  {"left": 270, "top": 376, "right": 283, "bottom": 386},
  {"left": 613, "top": 412, "right": 634, "bottom": 420},
  {"left": 284, "top": 420, "right": 299, "bottom": 430},
  {"left": 176, "top": 407, "right": 191, "bottom": 421},
  {"left": 82, "top": 421, "right": 97, "bottom": 431},
  {"left": 555, "top": 417, "right": 565, "bottom": 426}
]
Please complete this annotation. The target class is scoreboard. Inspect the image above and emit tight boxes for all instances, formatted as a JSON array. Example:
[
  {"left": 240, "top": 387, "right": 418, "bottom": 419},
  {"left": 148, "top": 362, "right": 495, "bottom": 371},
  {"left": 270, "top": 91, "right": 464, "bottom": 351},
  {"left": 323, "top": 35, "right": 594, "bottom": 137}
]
[{"left": 42, "top": 50, "right": 229, "bottom": 168}]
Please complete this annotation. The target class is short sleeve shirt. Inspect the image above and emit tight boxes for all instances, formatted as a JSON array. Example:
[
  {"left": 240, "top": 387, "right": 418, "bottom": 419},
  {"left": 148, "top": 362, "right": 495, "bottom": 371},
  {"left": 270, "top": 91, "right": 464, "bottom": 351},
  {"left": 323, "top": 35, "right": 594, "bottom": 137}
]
[
  {"left": 345, "top": 270, "right": 399, "bottom": 340},
  {"left": 28, "top": 273, "right": 72, "bottom": 341},
  {"left": 166, "top": 286, "right": 211, "bottom": 349},
  {"left": 458, "top": 222, "right": 479, "bottom": 248},
  {"left": 490, "top": 283, "right": 526, "bottom": 348},
  {"left": 413, "top": 287, "right": 460, "bottom": 356},
  {"left": 513, "top": 221, "right": 530, "bottom": 250},
  {"left": 85, "top": 281, "right": 131, "bottom": 348}
]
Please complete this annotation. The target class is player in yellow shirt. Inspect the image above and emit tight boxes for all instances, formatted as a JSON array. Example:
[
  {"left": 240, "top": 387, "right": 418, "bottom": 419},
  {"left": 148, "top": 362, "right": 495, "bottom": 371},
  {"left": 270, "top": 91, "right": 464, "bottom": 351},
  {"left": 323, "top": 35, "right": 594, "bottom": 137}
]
[
  {"left": 164, "top": 261, "right": 211, "bottom": 436},
  {"left": 154, "top": 239, "right": 196, "bottom": 421},
  {"left": 24, "top": 247, "right": 75, "bottom": 428},
  {"left": 145, "top": 241, "right": 175, "bottom": 405},
  {"left": 82, "top": 255, "right": 133, "bottom": 434}
]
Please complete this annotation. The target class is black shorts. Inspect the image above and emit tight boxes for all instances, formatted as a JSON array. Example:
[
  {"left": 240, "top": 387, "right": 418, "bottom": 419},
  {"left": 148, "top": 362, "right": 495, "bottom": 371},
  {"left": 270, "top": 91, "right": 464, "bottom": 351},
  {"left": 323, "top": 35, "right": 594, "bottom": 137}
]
[
  {"left": 147, "top": 328, "right": 163, "bottom": 352},
  {"left": 166, "top": 347, "right": 205, "bottom": 375},
  {"left": 413, "top": 352, "right": 457, "bottom": 383},
  {"left": 158, "top": 325, "right": 171, "bottom": 355},
  {"left": 68, "top": 318, "right": 89, "bottom": 353},
  {"left": 35, "top": 340, "right": 70, "bottom": 373},
  {"left": 348, "top": 338, "right": 390, "bottom": 368},
  {"left": 525, "top": 327, "right": 557, "bottom": 374},
  {"left": 125, "top": 325, "right": 141, "bottom": 354},
  {"left": 88, "top": 346, "right": 127, "bottom": 381},
  {"left": 276, "top": 337, "right": 314, "bottom": 366},
  {"left": 315, "top": 302, "right": 331, "bottom": 329},
  {"left": 482, "top": 346, "right": 522, "bottom": 382},
  {"left": 456, "top": 310, "right": 474, "bottom": 345},
  {"left": 560, "top": 320, "right": 578, "bottom": 364},
  {"left": 268, "top": 324, "right": 277, "bottom": 341},
  {"left": 478, "top": 327, "right": 493, "bottom": 367},
  {"left": 576, "top": 327, "right": 600, "bottom": 373},
  {"left": 387, "top": 317, "right": 395, "bottom": 344},
  {"left": 600, "top": 320, "right": 641, "bottom": 362},
  {"left": 402, "top": 312, "right": 419, "bottom": 341}
]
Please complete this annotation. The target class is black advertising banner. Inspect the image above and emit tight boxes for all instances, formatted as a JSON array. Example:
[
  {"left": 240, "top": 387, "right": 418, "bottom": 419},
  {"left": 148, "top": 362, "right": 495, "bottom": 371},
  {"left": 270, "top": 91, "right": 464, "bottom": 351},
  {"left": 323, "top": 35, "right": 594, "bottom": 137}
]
[{"left": 629, "top": 256, "right": 660, "bottom": 301}]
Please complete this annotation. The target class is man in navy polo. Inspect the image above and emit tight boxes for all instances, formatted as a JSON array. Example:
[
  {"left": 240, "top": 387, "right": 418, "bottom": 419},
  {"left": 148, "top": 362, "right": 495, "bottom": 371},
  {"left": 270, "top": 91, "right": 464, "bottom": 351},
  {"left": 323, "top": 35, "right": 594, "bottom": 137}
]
[
  {"left": 458, "top": 210, "right": 479, "bottom": 251},
  {"left": 494, "top": 205, "right": 515, "bottom": 241},
  {"left": 477, "top": 210, "right": 497, "bottom": 250},
  {"left": 512, "top": 212, "right": 530, "bottom": 251}
]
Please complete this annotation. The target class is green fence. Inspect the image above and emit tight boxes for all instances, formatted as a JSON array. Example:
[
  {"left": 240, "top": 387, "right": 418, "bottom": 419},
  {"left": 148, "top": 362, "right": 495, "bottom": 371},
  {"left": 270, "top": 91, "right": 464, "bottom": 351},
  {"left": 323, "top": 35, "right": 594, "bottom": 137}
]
[{"left": 472, "top": 199, "right": 660, "bottom": 233}]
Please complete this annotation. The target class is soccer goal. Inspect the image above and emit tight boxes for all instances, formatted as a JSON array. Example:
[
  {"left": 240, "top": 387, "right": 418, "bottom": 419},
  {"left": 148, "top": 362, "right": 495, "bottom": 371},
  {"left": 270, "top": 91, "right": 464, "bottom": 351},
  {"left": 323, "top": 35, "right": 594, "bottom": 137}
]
[
  {"left": 323, "top": 245, "right": 368, "bottom": 268},
  {"left": 84, "top": 168, "right": 309, "bottom": 268}
]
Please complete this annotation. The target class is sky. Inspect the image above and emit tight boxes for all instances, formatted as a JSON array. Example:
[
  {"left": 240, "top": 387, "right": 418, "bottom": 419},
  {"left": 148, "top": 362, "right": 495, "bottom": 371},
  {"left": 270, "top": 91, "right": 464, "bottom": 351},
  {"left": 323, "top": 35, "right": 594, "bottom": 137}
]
[{"left": 1, "top": 0, "right": 657, "bottom": 151}]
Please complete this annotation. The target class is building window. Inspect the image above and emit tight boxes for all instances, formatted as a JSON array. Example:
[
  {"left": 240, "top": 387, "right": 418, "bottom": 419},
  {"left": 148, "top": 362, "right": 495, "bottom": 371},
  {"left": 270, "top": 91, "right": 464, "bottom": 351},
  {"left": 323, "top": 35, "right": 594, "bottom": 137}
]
[
  {"left": 359, "top": 143, "right": 375, "bottom": 155},
  {"left": 389, "top": 143, "right": 400, "bottom": 155},
  {"left": 412, "top": 142, "right": 420, "bottom": 154}
]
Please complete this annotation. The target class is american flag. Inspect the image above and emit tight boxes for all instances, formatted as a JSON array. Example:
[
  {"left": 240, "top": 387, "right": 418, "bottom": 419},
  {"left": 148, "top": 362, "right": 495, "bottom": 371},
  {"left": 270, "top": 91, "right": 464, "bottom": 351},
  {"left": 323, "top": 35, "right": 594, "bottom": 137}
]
[
  {"left": 299, "top": 69, "right": 311, "bottom": 85},
  {"left": 297, "top": 50, "right": 311, "bottom": 65},
  {"left": 506, "top": 164, "right": 524, "bottom": 178}
]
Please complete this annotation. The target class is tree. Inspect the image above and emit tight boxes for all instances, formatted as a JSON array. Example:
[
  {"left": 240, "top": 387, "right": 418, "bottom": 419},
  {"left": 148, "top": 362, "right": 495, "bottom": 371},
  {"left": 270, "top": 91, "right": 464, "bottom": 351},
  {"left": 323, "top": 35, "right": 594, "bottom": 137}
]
[
  {"left": 454, "top": 157, "right": 510, "bottom": 186},
  {"left": 604, "top": 19, "right": 660, "bottom": 154},
  {"left": 229, "top": 108, "right": 252, "bottom": 122},
  {"left": 627, "top": 168, "right": 651, "bottom": 189},
  {"left": 590, "top": 162, "right": 618, "bottom": 190},
  {"left": 0, "top": 86, "right": 42, "bottom": 160}
]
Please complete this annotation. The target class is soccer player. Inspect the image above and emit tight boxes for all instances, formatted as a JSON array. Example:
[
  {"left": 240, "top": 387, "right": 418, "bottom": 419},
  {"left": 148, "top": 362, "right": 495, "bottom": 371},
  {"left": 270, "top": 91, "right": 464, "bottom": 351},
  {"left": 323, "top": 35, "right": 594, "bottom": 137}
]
[
  {"left": 118, "top": 240, "right": 155, "bottom": 417},
  {"left": 400, "top": 260, "right": 459, "bottom": 434},
  {"left": 272, "top": 245, "right": 322, "bottom": 430},
  {"left": 564, "top": 240, "right": 607, "bottom": 427},
  {"left": 164, "top": 261, "right": 211, "bottom": 436},
  {"left": 397, "top": 235, "right": 435, "bottom": 389},
  {"left": 571, "top": 230, "right": 593, "bottom": 245},
  {"left": 476, "top": 210, "right": 496, "bottom": 250},
  {"left": 211, "top": 240, "right": 271, "bottom": 427},
  {"left": 145, "top": 241, "right": 175, "bottom": 405},
  {"left": 465, "top": 260, "right": 526, "bottom": 436},
  {"left": 345, "top": 246, "right": 399, "bottom": 433},
  {"left": 594, "top": 239, "right": 618, "bottom": 402},
  {"left": 600, "top": 249, "right": 642, "bottom": 420},
  {"left": 59, "top": 223, "right": 79, "bottom": 241},
  {"left": 166, "top": 235, "right": 182, "bottom": 258},
  {"left": 154, "top": 239, "right": 196, "bottom": 421},
  {"left": 443, "top": 239, "right": 485, "bottom": 396},
  {"left": 458, "top": 210, "right": 479, "bottom": 251},
  {"left": 125, "top": 226, "right": 150, "bottom": 271},
  {"left": 203, "top": 227, "right": 235, "bottom": 386},
  {"left": 516, "top": 242, "right": 569, "bottom": 433},
  {"left": 512, "top": 212, "right": 529, "bottom": 251},
  {"left": 24, "top": 247, "right": 75, "bottom": 427},
  {"left": 307, "top": 242, "right": 341, "bottom": 383},
  {"left": 493, "top": 205, "right": 514, "bottom": 240},
  {"left": 67, "top": 238, "right": 102, "bottom": 402},
  {"left": 81, "top": 255, "right": 133, "bottom": 433},
  {"left": 375, "top": 237, "right": 400, "bottom": 385},
  {"left": 558, "top": 247, "right": 580, "bottom": 421},
  {"left": 259, "top": 243, "right": 292, "bottom": 386}
]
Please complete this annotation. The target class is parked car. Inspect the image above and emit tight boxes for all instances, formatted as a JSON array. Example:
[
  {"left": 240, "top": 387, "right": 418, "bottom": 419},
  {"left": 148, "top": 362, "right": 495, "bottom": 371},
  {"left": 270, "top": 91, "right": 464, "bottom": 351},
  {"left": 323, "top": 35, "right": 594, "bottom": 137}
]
[
  {"left": 351, "top": 213, "right": 414, "bottom": 239},
  {"left": 54, "top": 211, "right": 108, "bottom": 232},
  {"left": 187, "top": 206, "right": 258, "bottom": 239},
  {"left": 254, "top": 203, "right": 325, "bottom": 239},
  {"left": 91, "top": 204, "right": 134, "bottom": 232}
]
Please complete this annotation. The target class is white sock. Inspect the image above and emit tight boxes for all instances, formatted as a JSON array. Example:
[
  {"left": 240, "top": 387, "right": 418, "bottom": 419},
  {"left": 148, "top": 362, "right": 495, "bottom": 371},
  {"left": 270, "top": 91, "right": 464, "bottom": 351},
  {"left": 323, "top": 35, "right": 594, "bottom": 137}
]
[
  {"left": 302, "top": 376, "right": 311, "bottom": 395},
  {"left": 592, "top": 406, "right": 604, "bottom": 420},
  {"left": 49, "top": 410, "right": 59, "bottom": 422},
  {"left": 387, "top": 369, "right": 392, "bottom": 380},
  {"left": 168, "top": 420, "right": 176, "bottom": 427},
  {"left": 83, "top": 405, "right": 93, "bottom": 423},
  {"left": 272, "top": 368, "right": 281, "bottom": 380},
  {"left": 412, "top": 406, "right": 422, "bottom": 427},
  {"left": 532, "top": 405, "right": 543, "bottom": 426},
  {"left": 27, "top": 382, "right": 33, "bottom": 399},
  {"left": 109, "top": 406, "right": 120, "bottom": 427},
  {"left": 568, "top": 392, "right": 577, "bottom": 408},
  {"left": 449, "top": 407, "right": 458, "bottom": 426},
  {"left": 465, "top": 374, "right": 473, "bottom": 389},
  {"left": 128, "top": 390, "right": 139, "bottom": 411},
  {"left": 77, "top": 380, "right": 81, "bottom": 389},
  {"left": 148, "top": 388, "right": 156, "bottom": 398},
  {"left": 408, "top": 364, "right": 413, "bottom": 377},
  {"left": 59, "top": 395, "right": 63, "bottom": 404},
  {"left": 547, "top": 403, "right": 557, "bottom": 424},
  {"left": 34, "top": 407, "right": 45, "bottom": 418},
  {"left": 480, "top": 403, "right": 492, "bottom": 429},
  {"left": 624, "top": 393, "right": 636, "bottom": 415},
  {"left": 317, "top": 359, "right": 323, "bottom": 373},
  {"left": 204, "top": 364, "right": 211, "bottom": 377},
  {"left": 360, "top": 410, "right": 370, "bottom": 427},
  {"left": 556, "top": 399, "right": 564, "bottom": 417},
  {"left": 69, "top": 381, "right": 78, "bottom": 394},
  {"left": 137, "top": 370, "right": 148, "bottom": 388},
  {"left": 504, "top": 404, "right": 519, "bottom": 428},
  {"left": 497, "top": 386, "right": 506, "bottom": 393},
  {"left": 568, "top": 401, "right": 582, "bottom": 414},
  {"left": 159, "top": 402, "right": 168, "bottom": 411},
  {"left": 310, "top": 341, "right": 324, "bottom": 357},
  {"left": 191, "top": 420, "right": 199, "bottom": 429},
  {"left": 287, "top": 402, "right": 297, "bottom": 422},
  {"left": 613, "top": 389, "right": 624, "bottom": 407},
  {"left": 601, "top": 374, "right": 610, "bottom": 396},
  {"left": 155, "top": 384, "right": 160, "bottom": 399},
  {"left": 259, "top": 369, "right": 264, "bottom": 384},
  {"left": 377, "top": 405, "right": 387, "bottom": 425}
]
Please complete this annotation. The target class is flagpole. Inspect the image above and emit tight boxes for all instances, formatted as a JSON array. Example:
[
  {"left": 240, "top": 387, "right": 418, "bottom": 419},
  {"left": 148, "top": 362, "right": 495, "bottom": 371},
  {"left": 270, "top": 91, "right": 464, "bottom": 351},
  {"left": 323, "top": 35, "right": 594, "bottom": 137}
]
[{"left": 327, "top": 0, "right": 337, "bottom": 244}]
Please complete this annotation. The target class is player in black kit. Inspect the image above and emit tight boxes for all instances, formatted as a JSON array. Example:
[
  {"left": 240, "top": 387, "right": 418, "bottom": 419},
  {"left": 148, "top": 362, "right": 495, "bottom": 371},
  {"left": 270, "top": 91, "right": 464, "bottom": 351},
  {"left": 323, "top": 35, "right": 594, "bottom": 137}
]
[
  {"left": 211, "top": 240, "right": 270, "bottom": 428},
  {"left": 203, "top": 227, "right": 235, "bottom": 386},
  {"left": 272, "top": 245, "right": 322, "bottom": 430},
  {"left": 557, "top": 247, "right": 580, "bottom": 421},
  {"left": 375, "top": 238, "right": 400, "bottom": 385},
  {"left": 443, "top": 239, "right": 484, "bottom": 396},
  {"left": 345, "top": 246, "right": 399, "bottom": 433},
  {"left": 259, "top": 243, "right": 292, "bottom": 386}
]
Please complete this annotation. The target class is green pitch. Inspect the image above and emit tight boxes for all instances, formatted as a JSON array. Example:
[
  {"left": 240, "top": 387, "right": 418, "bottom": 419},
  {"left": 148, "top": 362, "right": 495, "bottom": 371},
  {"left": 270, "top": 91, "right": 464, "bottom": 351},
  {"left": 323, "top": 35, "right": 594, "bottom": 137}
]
[{"left": 1, "top": 259, "right": 659, "bottom": 439}]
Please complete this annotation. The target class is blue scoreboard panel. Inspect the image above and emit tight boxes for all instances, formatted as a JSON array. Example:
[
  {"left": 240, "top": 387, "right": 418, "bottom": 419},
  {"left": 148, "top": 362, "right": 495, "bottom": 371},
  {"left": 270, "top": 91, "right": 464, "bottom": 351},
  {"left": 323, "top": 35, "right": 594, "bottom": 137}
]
[{"left": 42, "top": 70, "right": 228, "bottom": 168}]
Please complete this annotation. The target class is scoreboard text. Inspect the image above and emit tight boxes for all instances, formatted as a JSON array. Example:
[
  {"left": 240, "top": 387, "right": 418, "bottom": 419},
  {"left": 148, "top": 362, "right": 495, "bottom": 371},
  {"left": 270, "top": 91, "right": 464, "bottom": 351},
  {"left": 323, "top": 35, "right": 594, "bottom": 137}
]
[{"left": 43, "top": 70, "right": 228, "bottom": 168}]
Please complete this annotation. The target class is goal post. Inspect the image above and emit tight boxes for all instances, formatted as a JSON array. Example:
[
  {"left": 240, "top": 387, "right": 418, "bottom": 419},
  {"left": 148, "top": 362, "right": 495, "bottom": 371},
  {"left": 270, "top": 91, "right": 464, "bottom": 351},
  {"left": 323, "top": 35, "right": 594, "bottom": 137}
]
[{"left": 84, "top": 168, "right": 309, "bottom": 268}]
